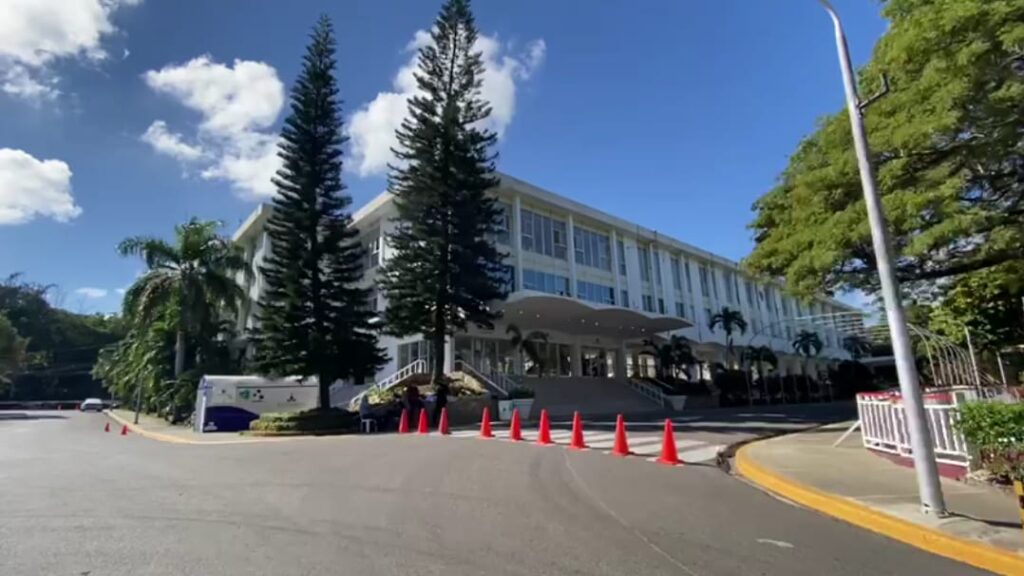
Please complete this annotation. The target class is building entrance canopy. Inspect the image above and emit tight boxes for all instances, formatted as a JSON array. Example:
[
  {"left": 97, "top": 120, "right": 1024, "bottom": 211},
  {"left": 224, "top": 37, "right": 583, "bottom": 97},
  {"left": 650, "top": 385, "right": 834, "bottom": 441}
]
[{"left": 497, "top": 291, "right": 690, "bottom": 340}]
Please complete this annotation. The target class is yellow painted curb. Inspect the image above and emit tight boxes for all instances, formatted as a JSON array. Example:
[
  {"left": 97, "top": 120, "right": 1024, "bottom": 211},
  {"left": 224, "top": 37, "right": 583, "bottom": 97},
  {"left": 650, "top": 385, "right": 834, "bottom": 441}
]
[
  {"left": 735, "top": 443, "right": 1024, "bottom": 576},
  {"left": 104, "top": 410, "right": 303, "bottom": 445}
]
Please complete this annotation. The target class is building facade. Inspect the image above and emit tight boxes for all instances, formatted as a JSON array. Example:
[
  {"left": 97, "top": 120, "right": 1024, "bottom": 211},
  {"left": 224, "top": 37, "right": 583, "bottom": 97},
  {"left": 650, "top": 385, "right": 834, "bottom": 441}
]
[{"left": 233, "top": 173, "right": 862, "bottom": 387}]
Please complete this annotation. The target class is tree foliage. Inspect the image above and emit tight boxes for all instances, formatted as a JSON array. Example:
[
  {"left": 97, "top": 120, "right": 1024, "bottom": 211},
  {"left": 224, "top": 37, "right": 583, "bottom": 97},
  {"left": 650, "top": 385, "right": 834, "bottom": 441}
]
[
  {"left": 251, "top": 16, "right": 385, "bottom": 410},
  {"left": 708, "top": 306, "right": 747, "bottom": 365},
  {"left": 746, "top": 0, "right": 1024, "bottom": 299},
  {"left": 927, "top": 262, "right": 1024, "bottom": 351},
  {"left": 642, "top": 335, "right": 697, "bottom": 380},
  {"left": 380, "top": 0, "right": 507, "bottom": 386}
]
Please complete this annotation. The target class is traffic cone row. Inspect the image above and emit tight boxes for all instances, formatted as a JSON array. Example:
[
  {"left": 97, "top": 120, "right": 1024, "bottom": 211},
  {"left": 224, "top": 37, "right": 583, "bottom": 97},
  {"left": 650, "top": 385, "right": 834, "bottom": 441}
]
[{"left": 102, "top": 421, "right": 129, "bottom": 435}]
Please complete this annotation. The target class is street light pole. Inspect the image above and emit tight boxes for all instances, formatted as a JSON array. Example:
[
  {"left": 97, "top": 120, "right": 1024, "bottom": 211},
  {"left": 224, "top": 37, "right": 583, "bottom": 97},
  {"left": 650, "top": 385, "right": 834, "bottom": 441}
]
[{"left": 817, "top": 0, "right": 946, "bottom": 515}]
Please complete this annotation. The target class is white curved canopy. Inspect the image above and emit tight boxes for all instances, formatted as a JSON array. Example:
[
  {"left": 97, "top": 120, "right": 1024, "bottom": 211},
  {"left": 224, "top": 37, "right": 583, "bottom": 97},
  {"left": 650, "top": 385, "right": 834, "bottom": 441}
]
[{"left": 497, "top": 291, "right": 690, "bottom": 339}]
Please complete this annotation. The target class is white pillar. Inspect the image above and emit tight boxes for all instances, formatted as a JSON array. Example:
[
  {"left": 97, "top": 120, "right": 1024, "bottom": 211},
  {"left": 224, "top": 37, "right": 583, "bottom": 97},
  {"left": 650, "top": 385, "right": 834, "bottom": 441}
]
[
  {"left": 616, "top": 341, "right": 628, "bottom": 381},
  {"left": 444, "top": 336, "right": 455, "bottom": 374},
  {"left": 567, "top": 213, "right": 577, "bottom": 297},
  {"left": 513, "top": 194, "right": 523, "bottom": 291},
  {"left": 611, "top": 229, "right": 622, "bottom": 306}
]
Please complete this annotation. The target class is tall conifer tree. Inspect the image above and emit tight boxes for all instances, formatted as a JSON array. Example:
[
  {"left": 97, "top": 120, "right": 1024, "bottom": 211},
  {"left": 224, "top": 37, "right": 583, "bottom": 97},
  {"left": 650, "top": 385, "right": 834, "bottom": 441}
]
[
  {"left": 380, "top": 0, "right": 507, "bottom": 403},
  {"left": 252, "top": 16, "right": 385, "bottom": 409}
]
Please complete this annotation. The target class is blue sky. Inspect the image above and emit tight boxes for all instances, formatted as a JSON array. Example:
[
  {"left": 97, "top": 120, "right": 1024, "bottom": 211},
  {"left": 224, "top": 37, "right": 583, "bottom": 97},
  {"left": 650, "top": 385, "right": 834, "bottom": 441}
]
[{"left": 0, "top": 0, "right": 886, "bottom": 314}]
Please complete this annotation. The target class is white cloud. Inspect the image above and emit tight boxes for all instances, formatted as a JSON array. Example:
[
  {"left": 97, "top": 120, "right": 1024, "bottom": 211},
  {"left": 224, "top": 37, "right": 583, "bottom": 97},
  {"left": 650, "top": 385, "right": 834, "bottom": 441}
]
[
  {"left": 0, "top": 148, "right": 81, "bottom": 225},
  {"left": 74, "top": 287, "right": 108, "bottom": 299},
  {"left": 140, "top": 120, "right": 205, "bottom": 162},
  {"left": 348, "top": 32, "right": 546, "bottom": 177},
  {"left": 141, "top": 56, "right": 285, "bottom": 199},
  {"left": 0, "top": 0, "right": 142, "bottom": 103}
]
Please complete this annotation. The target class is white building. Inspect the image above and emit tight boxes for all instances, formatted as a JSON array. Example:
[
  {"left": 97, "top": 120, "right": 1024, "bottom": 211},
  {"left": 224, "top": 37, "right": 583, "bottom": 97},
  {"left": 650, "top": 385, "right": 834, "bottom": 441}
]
[{"left": 233, "top": 173, "right": 861, "bottom": 407}]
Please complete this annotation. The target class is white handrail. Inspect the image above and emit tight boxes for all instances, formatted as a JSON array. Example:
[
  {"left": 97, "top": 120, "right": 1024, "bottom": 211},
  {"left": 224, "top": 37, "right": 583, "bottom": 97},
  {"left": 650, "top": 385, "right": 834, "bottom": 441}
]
[
  {"left": 374, "top": 359, "right": 428, "bottom": 392},
  {"left": 455, "top": 360, "right": 510, "bottom": 397},
  {"left": 627, "top": 377, "right": 666, "bottom": 407}
]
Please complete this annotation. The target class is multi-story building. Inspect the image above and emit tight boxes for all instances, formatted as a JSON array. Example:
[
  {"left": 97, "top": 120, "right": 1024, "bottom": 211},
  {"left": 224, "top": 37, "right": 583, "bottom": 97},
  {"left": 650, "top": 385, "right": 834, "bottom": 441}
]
[{"left": 233, "top": 173, "right": 862, "bottom": 400}]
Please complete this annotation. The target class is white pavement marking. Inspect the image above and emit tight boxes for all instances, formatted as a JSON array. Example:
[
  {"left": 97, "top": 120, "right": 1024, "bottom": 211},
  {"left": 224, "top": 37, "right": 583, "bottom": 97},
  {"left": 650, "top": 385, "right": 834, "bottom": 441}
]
[
  {"left": 757, "top": 538, "right": 795, "bottom": 549},
  {"left": 444, "top": 428, "right": 723, "bottom": 462}
]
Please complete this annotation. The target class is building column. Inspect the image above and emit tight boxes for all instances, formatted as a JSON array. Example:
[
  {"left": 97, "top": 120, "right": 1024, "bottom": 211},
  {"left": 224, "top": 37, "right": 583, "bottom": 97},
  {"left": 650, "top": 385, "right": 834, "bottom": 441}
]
[
  {"left": 512, "top": 194, "right": 523, "bottom": 291},
  {"left": 611, "top": 229, "right": 622, "bottom": 306},
  {"left": 444, "top": 336, "right": 455, "bottom": 375},
  {"left": 615, "top": 341, "right": 628, "bottom": 381},
  {"left": 571, "top": 341, "right": 583, "bottom": 377},
  {"left": 566, "top": 213, "right": 577, "bottom": 297}
]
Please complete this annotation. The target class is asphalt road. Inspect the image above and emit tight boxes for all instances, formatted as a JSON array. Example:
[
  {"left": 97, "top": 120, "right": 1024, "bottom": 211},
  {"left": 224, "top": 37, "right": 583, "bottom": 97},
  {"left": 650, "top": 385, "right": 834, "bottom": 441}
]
[{"left": 0, "top": 410, "right": 990, "bottom": 576}]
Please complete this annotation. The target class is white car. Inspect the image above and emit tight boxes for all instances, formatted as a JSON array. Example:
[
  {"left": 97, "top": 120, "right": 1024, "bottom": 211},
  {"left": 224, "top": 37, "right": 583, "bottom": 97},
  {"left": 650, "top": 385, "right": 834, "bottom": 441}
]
[{"left": 79, "top": 398, "right": 105, "bottom": 412}]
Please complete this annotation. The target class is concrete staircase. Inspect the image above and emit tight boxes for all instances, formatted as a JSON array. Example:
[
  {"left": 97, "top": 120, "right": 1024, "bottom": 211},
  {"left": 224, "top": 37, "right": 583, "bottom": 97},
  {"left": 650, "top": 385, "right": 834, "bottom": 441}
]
[{"left": 517, "top": 377, "right": 665, "bottom": 418}]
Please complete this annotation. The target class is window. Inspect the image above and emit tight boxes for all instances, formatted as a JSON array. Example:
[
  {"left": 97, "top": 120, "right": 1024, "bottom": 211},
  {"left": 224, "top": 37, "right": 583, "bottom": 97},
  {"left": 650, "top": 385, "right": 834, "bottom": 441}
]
[
  {"left": 574, "top": 227, "right": 611, "bottom": 271},
  {"left": 489, "top": 201, "right": 511, "bottom": 245},
  {"left": 657, "top": 298, "right": 665, "bottom": 314},
  {"left": 724, "top": 271, "right": 735, "bottom": 304},
  {"left": 684, "top": 259, "right": 693, "bottom": 292},
  {"left": 522, "top": 269, "right": 570, "bottom": 296},
  {"left": 521, "top": 209, "right": 567, "bottom": 259},
  {"left": 675, "top": 302, "right": 686, "bottom": 318},
  {"left": 620, "top": 289, "right": 629, "bottom": 308},
  {"left": 671, "top": 258, "right": 683, "bottom": 291},
  {"left": 398, "top": 340, "right": 432, "bottom": 370},
  {"left": 617, "top": 240, "right": 626, "bottom": 276},
  {"left": 653, "top": 252, "right": 662, "bottom": 283},
  {"left": 785, "top": 325, "right": 792, "bottom": 340},
  {"left": 751, "top": 318, "right": 760, "bottom": 334},
  {"left": 704, "top": 307, "right": 713, "bottom": 322},
  {"left": 690, "top": 304, "right": 696, "bottom": 321},
  {"left": 745, "top": 281, "right": 755, "bottom": 307},
  {"left": 642, "top": 294, "right": 655, "bottom": 312},
  {"left": 577, "top": 280, "right": 615, "bottom": 305},
  {"left": 699, "top": 265, "right": 710, "bottom": 297},
  {"left": 638, "top": 246, "right": 651, "bottom": 282},
  {"left": 781, "top": 297, "right": 791, "bottom": 317},
  {"left": 367, "top": 287, "right": 378, "bottom": 311},
  {"left": 366, "top": 236, "right": 381, "bottom": 268},
  {"left": 710, "top": 268, "right": 719, "bottom": 299}
]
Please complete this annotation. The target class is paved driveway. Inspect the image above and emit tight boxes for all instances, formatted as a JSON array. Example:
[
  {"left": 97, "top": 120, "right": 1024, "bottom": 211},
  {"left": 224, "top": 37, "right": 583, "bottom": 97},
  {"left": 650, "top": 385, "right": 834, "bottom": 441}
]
[{"left": 0, "top": 410, "right": 989, "bottom": 575}]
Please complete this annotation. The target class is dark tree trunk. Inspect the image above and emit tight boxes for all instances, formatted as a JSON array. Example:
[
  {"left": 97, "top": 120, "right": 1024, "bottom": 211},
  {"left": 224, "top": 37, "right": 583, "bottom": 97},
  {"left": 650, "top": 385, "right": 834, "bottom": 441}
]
[{"left": 318, "top": 372, "right": 330, "bottom": 412}]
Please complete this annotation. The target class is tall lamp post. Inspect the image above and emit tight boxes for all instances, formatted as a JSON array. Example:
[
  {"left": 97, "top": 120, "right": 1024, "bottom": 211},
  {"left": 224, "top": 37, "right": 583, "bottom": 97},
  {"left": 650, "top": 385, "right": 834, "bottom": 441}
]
[{"left": 817, "top": 0, "right": 946, "bottom": 515}]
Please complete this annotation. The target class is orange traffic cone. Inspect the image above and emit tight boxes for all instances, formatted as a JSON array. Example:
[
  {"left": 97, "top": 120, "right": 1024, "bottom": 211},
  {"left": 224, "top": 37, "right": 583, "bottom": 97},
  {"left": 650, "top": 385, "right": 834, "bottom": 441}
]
[
  {"left": 104, "top": 422, "right": 110, "bottom": 433},
  {"left": 656, "top": 419, "right": 680, "bottom": 466},
  {"left": 508, "top": 408, "right": 523, "bottom": 441},
  {"left": 397, "top": 409, "right": 409, "bottom": 434},
  {"left": 417, "top": 408, "right": 429, "bottom": 434},
  {"left": 536, "top": 409, "right": 553, "bottom": 445},
  {"left": 611, "top": 414, "right": 630, "bottom": 457},
  {"left": 439, "top": 407, "right": 450, "bottom": 435},
  {"left": 569, "top": 411, "right": 587, "bottom": 450},
  {"left": 479, "top": 406, "right": 494, "bottom": 438},
  {"left": 120, "top": 424, "right": 129, "bottom": 436}
]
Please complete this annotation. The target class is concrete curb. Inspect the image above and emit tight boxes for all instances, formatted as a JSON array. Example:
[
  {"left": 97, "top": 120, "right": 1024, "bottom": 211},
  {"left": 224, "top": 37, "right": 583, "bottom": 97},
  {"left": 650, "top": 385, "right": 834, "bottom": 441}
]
[
  {"left": 734, "top": 442, "right": 1024, "bottom": 576},
  {"left": 104, "top": 411, "right": 301, "bottom": 445}
]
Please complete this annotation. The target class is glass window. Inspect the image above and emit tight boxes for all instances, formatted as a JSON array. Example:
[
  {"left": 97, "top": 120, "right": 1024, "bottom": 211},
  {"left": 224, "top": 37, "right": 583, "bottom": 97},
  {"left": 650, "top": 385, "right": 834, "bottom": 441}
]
[
  {"left": 704, "top": 307, "right": 713, "bottom": 322},
  {"left": 684, "top": 259, "right": 693, "bottom": 292},
  {"left": 574, "top": 227, "right": 611, "bottom": 271},
  {"left": 521, "top": 209, "right": 568, "bottom": 260},
  {"left": 724, "top": 271, "right": 735, "bottom": 303},
  {"left": 638, "top": 247, "right": 651, "bottom": 282},
  {"left": 620, "top": 289, "right": 629, "bottom": 308},
  {"left": 653, "top": 251, "right": 662, "bottom": 283},
  {"left": 577, "top": 280, "right": 615, "bottom": 305},
  {"left": 699, "top": 265, "right": 710, "bottom": 297},
  {"left": 674, "top": 302, "right": 686, "bottom": 318},
  {"left": 781, "top": 295, "right": 791, "bottom": 316},
  {"left": 710, "top": 268, "right": 719, "bottom": 299},
  {"left": 489, "top": 201, "right": 511, "bottom": 245},
  {"left": 367, "top": 287, "right": 378, "bottom": 311},
  {"left": 671, "top": 258, "right": 683, "bottom": 291},
  {"left": 617, "top": 240, "right": 626, "bottom": 276},
  {"left": 657, "top": 298, "right": 665, "bottom": 314},
  {"left": 642, "top": 294, "right": 655, "bottom": 312},
  {"left": 366, "top": 236, "right": 381, "bottom": 269},
  {"left": 745, "top": 280, "right": 755, "bottom": 307},
  {"left": 398, "top": 340, "right": 432, "bottom": 370},
  {"left": 690, "top": 304, "right": 696, "bottom": 321},
  {"left": 785, "top": 325, "right": 792, "bottom": 340},
  {"left": 523, "top": 269, "right": 570, "bottom": 296}
]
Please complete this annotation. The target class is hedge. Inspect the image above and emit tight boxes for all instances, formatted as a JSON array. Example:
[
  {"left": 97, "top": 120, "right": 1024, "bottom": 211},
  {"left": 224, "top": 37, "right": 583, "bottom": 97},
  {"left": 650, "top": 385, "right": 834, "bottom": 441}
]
[
  {"left": 956, "top": 402, "right": 1024, "bottom": 481},
  {"left": 248, "top": 408, "right": 358, "bottom": 434}
]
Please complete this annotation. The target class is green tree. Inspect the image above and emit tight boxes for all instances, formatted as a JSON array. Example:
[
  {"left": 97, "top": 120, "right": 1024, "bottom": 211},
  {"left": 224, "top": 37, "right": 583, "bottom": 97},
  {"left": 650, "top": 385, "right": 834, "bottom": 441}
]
[
  {"left": 746, "top": 0, "right": 1024, "bottom": 299},
  {"left": 380, "top": 0, "right": 508, "bottom": 398},
  {"left": 0, "top": 313, "right": 27, "bottom": 391},
  {"left": 251, "top": 16, "right": 385, "bottom": 410},
  {"left": 928, "top": 263, "right": 1024, "bottom": 352},
  {"left": 505, "top": 324, "right": 548, "bottom": 375},
  {"left": 841, "top": 334, "right": 873, "bottom": 361},
  {"left": 708, "top": 307, "right": 747, "bottom": 367},
  {"left": 119, "top": 218, "right": 246, "bottom": 378},
  {"left": 792, "top": 330, "right": 824, "bottom": 399}
]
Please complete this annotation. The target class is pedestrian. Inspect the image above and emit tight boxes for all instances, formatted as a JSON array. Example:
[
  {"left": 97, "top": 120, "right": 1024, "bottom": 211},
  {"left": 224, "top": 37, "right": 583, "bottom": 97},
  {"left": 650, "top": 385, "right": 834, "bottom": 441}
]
[{"left": 432, "top": 380, "right": 448, "bottom": 426}]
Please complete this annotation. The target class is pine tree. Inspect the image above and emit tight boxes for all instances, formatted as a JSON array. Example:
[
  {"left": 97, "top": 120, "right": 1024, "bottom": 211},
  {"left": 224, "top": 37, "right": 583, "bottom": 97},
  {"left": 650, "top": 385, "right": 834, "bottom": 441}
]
[
  {"left": 380, "top": 0, "right": 508, "bottom": 403},
  {"left": 251, "top": 15, "right": 386, "bottom": 410}
]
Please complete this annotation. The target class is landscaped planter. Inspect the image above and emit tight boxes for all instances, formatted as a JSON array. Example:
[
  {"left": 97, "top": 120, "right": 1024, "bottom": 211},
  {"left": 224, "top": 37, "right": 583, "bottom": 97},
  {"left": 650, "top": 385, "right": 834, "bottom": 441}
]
[
  {"left": 511, "top": 398, "right": 535, "bottom": 420},
  {"left": 664, "top": 395, "right": 687, "bottom": 411}
]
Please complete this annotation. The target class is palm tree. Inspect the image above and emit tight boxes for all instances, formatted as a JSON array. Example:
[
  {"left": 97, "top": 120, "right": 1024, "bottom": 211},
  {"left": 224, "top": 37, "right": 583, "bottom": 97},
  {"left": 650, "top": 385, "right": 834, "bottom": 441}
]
[
  {"left": 842, "top": 334, "right": 872, "bottom": 361},
  {"left": 506, "top": 324, "right": 549, "bottom": 376},
  {"left": 792, "top": 330, "right": 824, "bottom": 401},
  {"left": 643, "top": 335, "right": 697, "bottom": 381},
  {"left": 118, "top": 219, "right": 248, "bottom": 378},
  {"left": 708, "top": 307, "right": 747, "bottom": 368},
  {"left": 743, "top": 345, "right": 779, "bottom": 403}
]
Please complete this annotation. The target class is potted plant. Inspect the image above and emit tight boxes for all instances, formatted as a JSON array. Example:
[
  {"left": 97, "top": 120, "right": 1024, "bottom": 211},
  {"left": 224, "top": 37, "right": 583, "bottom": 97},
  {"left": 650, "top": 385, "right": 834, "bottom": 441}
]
[{"left": 507, "top": 386, "right": 536, "bottom": 420}]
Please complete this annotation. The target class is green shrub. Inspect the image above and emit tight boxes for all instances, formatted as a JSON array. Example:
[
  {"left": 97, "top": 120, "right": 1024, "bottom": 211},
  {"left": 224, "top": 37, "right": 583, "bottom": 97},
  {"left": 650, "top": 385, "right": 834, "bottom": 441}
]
[
  {"left": 956, "top": 402, "right": 1024, "bottom": 481},
  {"left": 248, "top": 408, "right": 358, "bottom": 434},
  {"left": 507, "top": 386, "right": 534, "bottom": 399}
]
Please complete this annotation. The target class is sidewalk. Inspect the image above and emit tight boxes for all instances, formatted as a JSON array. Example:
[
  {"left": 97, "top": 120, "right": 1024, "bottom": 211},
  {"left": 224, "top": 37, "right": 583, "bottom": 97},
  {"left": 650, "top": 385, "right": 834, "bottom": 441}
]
[
  {"left": 736, "top": 421, "right": 1024, "bottom": 576},
  {"left": 106, "top": 409, "right": 300, "bottom": 444}
]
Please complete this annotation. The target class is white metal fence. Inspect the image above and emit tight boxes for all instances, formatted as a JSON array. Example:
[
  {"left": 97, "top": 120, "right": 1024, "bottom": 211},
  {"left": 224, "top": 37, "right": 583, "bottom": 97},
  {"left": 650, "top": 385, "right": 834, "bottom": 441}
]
[{"left": 856, "top": 387, "right": 1019, "bottom": 470}]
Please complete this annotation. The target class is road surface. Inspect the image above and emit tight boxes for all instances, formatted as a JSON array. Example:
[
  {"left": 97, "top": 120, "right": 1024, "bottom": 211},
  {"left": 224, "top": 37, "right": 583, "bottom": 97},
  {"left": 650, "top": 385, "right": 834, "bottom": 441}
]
[{"left": 0, "top": 410, "right": 990, "bottom": 575}]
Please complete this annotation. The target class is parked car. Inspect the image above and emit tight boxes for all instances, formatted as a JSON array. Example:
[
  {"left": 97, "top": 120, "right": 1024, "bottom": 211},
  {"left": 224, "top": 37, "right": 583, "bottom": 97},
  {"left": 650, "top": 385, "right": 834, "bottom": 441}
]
[{"left": 79, "top": 398, "right": 105, "bottom": 412}]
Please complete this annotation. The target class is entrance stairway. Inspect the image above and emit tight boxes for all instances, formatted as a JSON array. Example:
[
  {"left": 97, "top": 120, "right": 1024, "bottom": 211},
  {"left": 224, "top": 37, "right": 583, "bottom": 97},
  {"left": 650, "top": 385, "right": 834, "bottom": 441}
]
[{"left": 518, "top": 377, "right": 665, "bottom": 418}]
